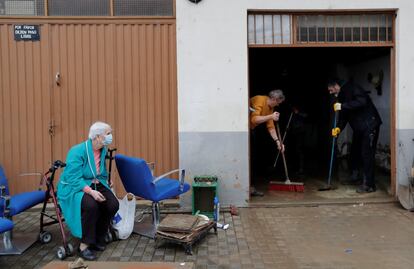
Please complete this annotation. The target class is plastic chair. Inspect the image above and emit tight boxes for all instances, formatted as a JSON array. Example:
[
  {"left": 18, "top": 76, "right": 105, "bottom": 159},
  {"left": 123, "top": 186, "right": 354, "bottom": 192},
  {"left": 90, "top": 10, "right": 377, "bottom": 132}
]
[
  {"left": 115, "top": 154, "right": 190, "bottom": 239},
  {"left": 0, "top": 218, "right": 13, "bottom": 234},
  {"left": 0, "top": 165, "right": 46, "bottom": 255}
]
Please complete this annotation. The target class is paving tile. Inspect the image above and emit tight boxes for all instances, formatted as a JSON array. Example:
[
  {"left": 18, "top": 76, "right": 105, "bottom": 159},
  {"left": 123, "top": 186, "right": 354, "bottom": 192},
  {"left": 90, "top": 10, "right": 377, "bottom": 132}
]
[{"left": 2, "top": 203, "right": 414, "bottom": 268}]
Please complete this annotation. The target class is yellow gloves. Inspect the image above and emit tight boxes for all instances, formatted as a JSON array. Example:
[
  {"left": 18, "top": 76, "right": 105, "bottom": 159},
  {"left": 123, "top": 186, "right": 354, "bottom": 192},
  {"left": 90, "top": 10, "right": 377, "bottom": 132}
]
[
  {"left": 333, "top": 102, "right": 342, "bottom": 111},
  {"left": 331, "top": 127, "right": 341, "bottom": 137}
]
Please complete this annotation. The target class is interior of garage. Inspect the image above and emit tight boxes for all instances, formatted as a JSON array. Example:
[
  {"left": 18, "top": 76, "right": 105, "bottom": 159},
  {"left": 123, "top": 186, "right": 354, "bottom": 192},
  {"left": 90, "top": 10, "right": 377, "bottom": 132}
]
[{"left": 248, "top": 47, "right": 392, "bottom": 203}]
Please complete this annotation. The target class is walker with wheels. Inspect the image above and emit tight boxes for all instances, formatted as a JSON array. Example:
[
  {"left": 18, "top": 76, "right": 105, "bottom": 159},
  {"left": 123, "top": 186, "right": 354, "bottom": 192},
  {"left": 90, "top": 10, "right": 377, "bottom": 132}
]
[{"left": 38, "top": 160, "right": 74, "bottom": 260}]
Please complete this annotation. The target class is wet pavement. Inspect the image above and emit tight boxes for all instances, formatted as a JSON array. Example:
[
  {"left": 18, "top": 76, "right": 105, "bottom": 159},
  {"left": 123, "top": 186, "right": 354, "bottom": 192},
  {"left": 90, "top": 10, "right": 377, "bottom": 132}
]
[
  {"left": 250, "top": 169, "right": 392, "bottom": 205},
  {"left": 1, "top": 202, "right": 414, "bottom": 269},
  {"left": 250, "top": 176, "right": 392, "bottom": 206}
]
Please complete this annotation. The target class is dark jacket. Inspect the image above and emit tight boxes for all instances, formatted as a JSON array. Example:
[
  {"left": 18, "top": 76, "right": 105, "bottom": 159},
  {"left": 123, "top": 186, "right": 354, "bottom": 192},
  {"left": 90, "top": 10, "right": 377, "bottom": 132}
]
[{"left": 337, "top": 81, "right": 382, "bottom": 132}]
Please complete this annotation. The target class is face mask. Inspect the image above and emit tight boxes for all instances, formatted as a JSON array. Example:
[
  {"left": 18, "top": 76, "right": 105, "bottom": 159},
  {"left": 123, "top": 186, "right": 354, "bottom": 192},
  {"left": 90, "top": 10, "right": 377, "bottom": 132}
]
[{"left": 102, "top": 134, "right": 113, "bottom": 146}]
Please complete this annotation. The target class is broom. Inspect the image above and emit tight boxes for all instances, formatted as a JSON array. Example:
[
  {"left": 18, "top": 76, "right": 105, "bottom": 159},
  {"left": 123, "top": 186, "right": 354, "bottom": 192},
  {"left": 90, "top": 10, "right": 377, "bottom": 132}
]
[
  {"left": 273, "top": 111, "right": 293, "bottom": 168},
  {"left": 269, "top": 123, "right": 305, "bottom": 192},
  {"left": 318, "top": 110, "right": 338, "bottom": 191}
]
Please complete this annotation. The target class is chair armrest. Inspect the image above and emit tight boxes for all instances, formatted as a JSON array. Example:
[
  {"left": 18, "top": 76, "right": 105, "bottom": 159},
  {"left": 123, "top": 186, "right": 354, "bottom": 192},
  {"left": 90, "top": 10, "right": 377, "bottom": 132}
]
[
  {"left": 146, "top": 162, "right": 155, "bottom": 176},
  {"left": 153, "top": 169, "right": 186, "bottom": 191},
  {"left": 19, "top": 173, "right": 43, "bottom": 190},
  {"left": 19, "top": 172, "right": 42, "bottom": 177},
  {"left": 0, "top": 185, "right": 6, "bottom": 197}
]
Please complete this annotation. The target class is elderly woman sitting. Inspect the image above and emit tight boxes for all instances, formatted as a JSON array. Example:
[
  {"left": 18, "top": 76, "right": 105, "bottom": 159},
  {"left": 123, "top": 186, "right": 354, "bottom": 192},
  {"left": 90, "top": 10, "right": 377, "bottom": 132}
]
[{"left": 57, "top": 121, "right": 119, "bottom": 261}]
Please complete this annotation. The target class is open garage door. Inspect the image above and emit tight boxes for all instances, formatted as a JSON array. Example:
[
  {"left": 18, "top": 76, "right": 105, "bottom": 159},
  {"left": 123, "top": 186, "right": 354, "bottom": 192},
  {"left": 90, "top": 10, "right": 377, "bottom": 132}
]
[{"left": 248, "top": 11, "right": 396, "bottom": 203}]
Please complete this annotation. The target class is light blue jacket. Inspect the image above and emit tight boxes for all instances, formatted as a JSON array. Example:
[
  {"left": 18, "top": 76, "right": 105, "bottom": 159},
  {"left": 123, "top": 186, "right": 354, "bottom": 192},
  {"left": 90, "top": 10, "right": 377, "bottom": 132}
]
[{"left": 57, "top": 139, "right": 110, "bottom": 238}]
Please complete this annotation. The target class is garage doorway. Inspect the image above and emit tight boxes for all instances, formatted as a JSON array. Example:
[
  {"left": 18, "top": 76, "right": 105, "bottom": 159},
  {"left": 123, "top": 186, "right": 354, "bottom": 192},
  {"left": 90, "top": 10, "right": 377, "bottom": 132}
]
[{"left": 247, "top": 11, "right": 395, "bottom": 203}]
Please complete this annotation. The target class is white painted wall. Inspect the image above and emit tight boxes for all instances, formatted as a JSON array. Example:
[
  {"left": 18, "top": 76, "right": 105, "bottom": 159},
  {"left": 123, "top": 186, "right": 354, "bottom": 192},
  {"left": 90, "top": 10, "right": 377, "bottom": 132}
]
[{"left": 177, "top": 1, "right": 249, "bottom": 132}]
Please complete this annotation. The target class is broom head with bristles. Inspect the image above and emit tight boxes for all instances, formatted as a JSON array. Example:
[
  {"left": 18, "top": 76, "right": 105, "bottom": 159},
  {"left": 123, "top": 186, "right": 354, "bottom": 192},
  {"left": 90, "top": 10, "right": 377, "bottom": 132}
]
[{"left": 269, "top": 180, "right": 305, "bottom": 192}]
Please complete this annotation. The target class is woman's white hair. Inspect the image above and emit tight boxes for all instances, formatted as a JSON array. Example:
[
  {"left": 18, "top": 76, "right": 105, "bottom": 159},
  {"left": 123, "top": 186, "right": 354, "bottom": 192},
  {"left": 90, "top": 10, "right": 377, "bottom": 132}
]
[{"left": 88, "top": 121, "right": 112, "bottom": 140}]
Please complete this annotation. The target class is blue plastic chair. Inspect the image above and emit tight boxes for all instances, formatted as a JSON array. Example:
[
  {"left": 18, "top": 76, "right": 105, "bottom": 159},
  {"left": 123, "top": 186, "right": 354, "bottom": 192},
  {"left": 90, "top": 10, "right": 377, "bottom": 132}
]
[
  {"left": 0, "top": 218, "right": 13, "bottom": 234},
  {"left": 0, "top": 165, "right": 46, "bottom": 255},
  {"left": 115, "top": 154, "right": 190, "bottom": 239}
]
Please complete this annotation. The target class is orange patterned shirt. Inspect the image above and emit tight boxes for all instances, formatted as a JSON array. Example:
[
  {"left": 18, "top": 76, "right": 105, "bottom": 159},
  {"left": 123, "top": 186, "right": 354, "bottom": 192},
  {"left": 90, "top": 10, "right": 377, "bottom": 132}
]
[{"left": 250, "top": 95, "right": 275, "bottom": 131}]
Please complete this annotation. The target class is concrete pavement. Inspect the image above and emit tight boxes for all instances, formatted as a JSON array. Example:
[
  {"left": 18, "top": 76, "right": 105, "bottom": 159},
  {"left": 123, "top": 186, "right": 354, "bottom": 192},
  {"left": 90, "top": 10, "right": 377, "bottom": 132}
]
[{"left": 1, "top": 202, "right": 413, "bottom": 268}]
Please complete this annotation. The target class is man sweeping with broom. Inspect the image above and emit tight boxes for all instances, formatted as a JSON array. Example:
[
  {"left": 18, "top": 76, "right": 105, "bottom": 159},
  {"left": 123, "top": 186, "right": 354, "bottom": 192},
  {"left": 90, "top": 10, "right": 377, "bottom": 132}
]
[
  {"left": 249, "top": 89, "right": 286, "bottom": 196},
  {"left": 327, "top": 79, "right": 382, "bottom": 193}
]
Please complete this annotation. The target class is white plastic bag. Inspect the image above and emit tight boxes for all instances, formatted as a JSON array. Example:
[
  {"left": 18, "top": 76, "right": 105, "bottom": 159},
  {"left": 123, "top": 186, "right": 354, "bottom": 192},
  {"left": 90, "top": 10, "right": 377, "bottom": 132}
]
[{"left": 112, "top": 193, "right": 136, "bottom": 239}]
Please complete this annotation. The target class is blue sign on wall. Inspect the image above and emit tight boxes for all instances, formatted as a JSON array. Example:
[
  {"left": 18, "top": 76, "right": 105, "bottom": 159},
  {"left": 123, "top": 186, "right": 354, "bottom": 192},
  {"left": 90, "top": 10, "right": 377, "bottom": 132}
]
[{"left": 14, "top": 25, "right": 40, "bottom": 41}]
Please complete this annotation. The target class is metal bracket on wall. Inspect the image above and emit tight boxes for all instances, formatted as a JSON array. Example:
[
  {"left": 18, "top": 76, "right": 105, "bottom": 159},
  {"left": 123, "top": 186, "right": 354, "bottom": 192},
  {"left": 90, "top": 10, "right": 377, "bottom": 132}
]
[
  {"left": 55, "top": 72, "right": 61, "bottom": 86},
  {"left": 48, "top": 120, "right": 56, "bottom": 137}
]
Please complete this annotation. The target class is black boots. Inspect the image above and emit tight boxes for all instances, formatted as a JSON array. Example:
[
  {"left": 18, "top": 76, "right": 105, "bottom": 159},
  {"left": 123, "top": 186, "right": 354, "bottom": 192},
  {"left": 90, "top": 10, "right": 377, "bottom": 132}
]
[
  {"left": 78, "top": 247, "right": 96, "bottom": 261},
  {"left": 356, "top": 185, "right": 376, "bottom": 193},
  {"left": 90, "top": 243, "right": 106, "bottom": 252}
]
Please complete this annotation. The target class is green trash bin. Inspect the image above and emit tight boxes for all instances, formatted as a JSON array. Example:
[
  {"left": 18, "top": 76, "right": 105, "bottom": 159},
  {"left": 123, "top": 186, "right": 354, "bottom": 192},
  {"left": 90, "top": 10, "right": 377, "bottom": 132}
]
[{"left": 192, "top": 176, "right": 218, "bottom": 218}]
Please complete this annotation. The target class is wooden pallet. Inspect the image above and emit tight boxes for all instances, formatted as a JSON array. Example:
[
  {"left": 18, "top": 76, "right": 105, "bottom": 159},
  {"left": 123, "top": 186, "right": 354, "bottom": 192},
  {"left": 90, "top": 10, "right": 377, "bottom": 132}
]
[{"left": 156, "top": 221, "right": 217, "bottom": 255}]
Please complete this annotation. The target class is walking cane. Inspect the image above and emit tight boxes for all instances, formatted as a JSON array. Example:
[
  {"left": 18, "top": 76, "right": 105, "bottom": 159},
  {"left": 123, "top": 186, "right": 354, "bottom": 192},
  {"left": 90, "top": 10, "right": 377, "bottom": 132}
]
[
  {"left": 105, "top": 147, "right": 117, "bottom": 243},
  {"left": 106, "top": 148, "right": 117, "bottom": 187}
]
